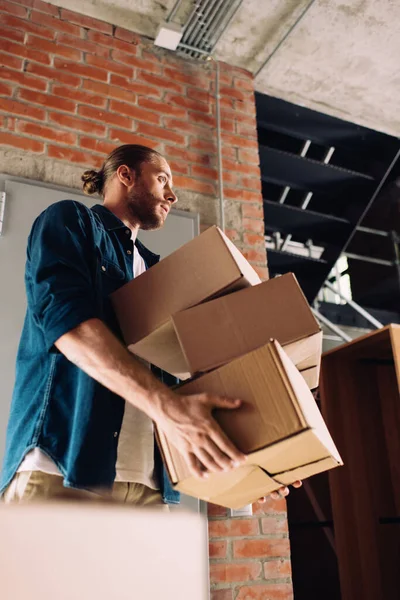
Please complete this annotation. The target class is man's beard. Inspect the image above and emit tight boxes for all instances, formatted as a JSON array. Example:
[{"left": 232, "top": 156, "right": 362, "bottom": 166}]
[{"left": 127, "top": 187, "right": 165, "bottom": 231}]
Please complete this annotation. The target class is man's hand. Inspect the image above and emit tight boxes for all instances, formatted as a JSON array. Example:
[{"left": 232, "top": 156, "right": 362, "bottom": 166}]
[
  {"left": 258, "top": 480, "right": 303, "bottom": 502},
  {"left": 155, "top": 391, "right": 246, "bottom": 478}
]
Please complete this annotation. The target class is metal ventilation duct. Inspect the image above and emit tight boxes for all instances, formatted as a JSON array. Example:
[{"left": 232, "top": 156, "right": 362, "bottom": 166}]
[{"left": 167, "top": 0, "right": 243, "bottom": 59}]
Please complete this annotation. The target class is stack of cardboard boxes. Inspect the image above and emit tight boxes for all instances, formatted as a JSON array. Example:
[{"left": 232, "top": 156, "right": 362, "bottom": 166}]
[{"left": 112, "top": 226, "right": 342, "bottom": 509}]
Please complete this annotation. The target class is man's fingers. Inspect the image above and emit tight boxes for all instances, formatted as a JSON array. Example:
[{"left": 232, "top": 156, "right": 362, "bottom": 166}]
[
  {"left": 210, "top": 396, "right": 242, "bottom": 410},
  {"left": 194, "top": 447, "right": 225, "bottom": 474},
  {"left": 186, "top": 452, "right": 207, "bottom": 479},
  {"left": 209, "top": 423, "right": 246, "bottom": 465},
  {"left": 292, "top": 480, "right": 302, "bottom": 488}
]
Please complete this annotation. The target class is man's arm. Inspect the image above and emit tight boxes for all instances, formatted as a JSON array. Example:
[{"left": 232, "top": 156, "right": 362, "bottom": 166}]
[{"left": 55, "top": 318, "right": 246, "bottom": 478}]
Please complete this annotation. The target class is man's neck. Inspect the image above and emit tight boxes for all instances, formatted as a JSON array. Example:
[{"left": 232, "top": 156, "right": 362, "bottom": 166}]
[{"left": 103, "top": 201, "right": 139, "bottom": 239}]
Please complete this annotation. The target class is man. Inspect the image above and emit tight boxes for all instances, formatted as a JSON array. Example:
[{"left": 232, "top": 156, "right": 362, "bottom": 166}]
[{"left": 1, "top": 144, "right": 299, "bottom": 506}]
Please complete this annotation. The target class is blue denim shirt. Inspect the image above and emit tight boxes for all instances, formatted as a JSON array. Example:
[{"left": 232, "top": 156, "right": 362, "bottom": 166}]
[{"left": 0, "top": 200, "right": 180, "bottom": 504}]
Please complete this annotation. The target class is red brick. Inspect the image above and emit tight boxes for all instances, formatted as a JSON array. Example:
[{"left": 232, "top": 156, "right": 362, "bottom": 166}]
[
  {"left": 80, "top": 136, "right": 115, "bottom": 155},
  {"left": 82, "top": 79, "right": 136, "bottom": 103},
  {"left": 223, "top": 171, "right": 240, "bottom": 185},
  {"left": 48, "top": 144, "right": 102, "bottom": 167},
  {"left": 26, "top": 34, "right": 82, "bottom": 61},
  {"left": 210, "top": 562, "right": 262, "bottom": 584},
  {"left": 0, "top": 51, "right": 22, "bottom": 70},
  {"left": 219, "top": 86, "right": 248, "bottom": 103},
  {"left": 18, "top": 88, "right": 76, "bottom": 112},
  {"left": 187, "top": 86, "right": 213, "bottom": 105},
  {"left": 17, "top": 120, "right": 76, "bottom": 144},
  {"left": 236, "top": 584, "right": 293, "bottom": 600},
  {"left": 137, "top": 71, "right": 184, "bottom": 95},
  {"left": 0, "top": 0, "right": 28, "bottom": 18},
  {"left": 60, "top": 9, "right": 112, "bottom": 35},
  {"left": 168, "top": 159, "right": 188, "bottom": 175},
  {"left": 209, "top": 518, "right": 259, "bottom": 538},
  {"left": 0, "top": 130, "right": 43, "bottom": 152},
  {"left": 261, "top": 517, "right": 289, "bottom": 535},
  {"left": 56, "top": 33, "right": 110, "bottom": 58},
  {"left": 241, "top": 248, "right": 267, "bottom": 264},
  {"left": 252, "top": 497, "right": 287, "bottom": 515},
  {"left": 108, "top": 128, "right": 161, "bottom": 150},
  {"left": 221, "top": 119, "right": 235, "bottom": 133},
  {"left": 242, "top": 218, "right": 264, "bottom": 235},
  {"left": 164, "top": 117, "right": 210, "bottom": 140},
  {"left": 242, "top": 203, "right": 264, "bottom": 219},
  {"left": 211, "top": 591, "right": 233, "bottom": 600},
  {"left": 32, "top": 0, "right": 58, "bottom": 15},
  {"left": 165, "top": 92, "right": 210, "bottom": 114},
  {"left": 241, "top": 176, "right": 261, "bottom": 191},
  {"left": 219, "top": 95, "right": 235, "bottom": 110},
  {"left": 224, "top": 188, "right": 261, "bottom": 203},
  {"left": 87, "top": 30, "right": 138, "bottom": 55},
  {"left": 223, "top": 133, "right": 258, "bottom": 151},
  {"left": 136, "top": 122, "right": 185, "bottom": 146},
  {"left": 222, "top": 146, "right": 237, "bottom": 160},
  {"left": 207, "top": 503, "right": 228, "bottom": 517},
  {"left": 0, "top": 23, "right": 24, "bottom": 42},
  {"left": 263, "top": 559, "right": 292, "bottom": 579},
  {"left": 238, "top": 149, "right": 260, "bottom": 165},
  {"left": 138, "top": 96, "right": 186, "bottom": 119},
  {"left": 6, "top": 115, "right": 15, "bottom": 129},
  {"left": 233, "top": 77, "right": 254, "bottom": 92},
  {"left": 114, "top": 26, "right": 137, "bottom": 43},
  {"left": 1, "top": 39, "right": 50, "bottom": 64},
  {"left": 209, "top": 540, "right": 227, "bottom": 559},
  {"left": 51, "top": 84, "right": 106, "bottom": 108},
  {"left": 0, "top": 114, "right": 4, "bottom": 126},
  {"left": 173, "top": 175, "right": 215, "bottom": 196},
  {"left": 220, "top": 108, "right": 256, "bottom": 126},
  {"left": 243, "top": 232, "right": 265, "bottom": 248},
  {"left": 191, "top": 164, "right": 217, "bottom": 181},
  {"left": 164, "top": 144, "right": 211, "bottom": 167},
  {"left": 237, "top": 122, "right": 258, "bottom": 139},
  {"left": 0, "top": 14, "right": 55, "bottom": 40},
  {"left": 109, "top": 74, "right": 162, "bottom": 99},
  {"left": 54, "top": 58, "right": 108, "bottom": 82},
  {"left": 111, "top": 50, "right": 161, "bottom": 74},
  {"left": 254, "top": 265, "right": 269, "bottom": 281},
  {"left": 78, "top": 104, "right": 132, "bottom": 129},
  {"left": 191, "top": 137, "right": 216, "bottom": 153},
  {"left": 85, "top": 53, "right": 133, "bottom": 79},
  {"left": 30, "top": 10, "right": 82, "bottom": 37},
  {"left": 0, "top": 97, "right": 45, "bottom": 120},
  {"left": 233, "top": 538, "right": 290, "bottom": 559},
  {"left": 0, "top": 81, "right": 13, "bottom": 96},
  {"left": 26, "top": 62, "right": 81, "bottom": 87},
  {"left": 164, "top": 66, "right": 211, "bottom": 90},
  {"left": 7, "top": 0, "right": 33, "bottom": 7},
  {"left": 223, "top": 159, "right": 260, "bottom": 176},
  {"left": 236, "top": 98, "right": 256, "bottom": 117},
  {"left": 109, "top": 99, "right": 160, "bottom": 125},
  {"left": 224, "top": 228, "right": 241, "bottom": 242},
  {"left": 49, "top": 112, "right": 106, "bottom": 136},
  {"left": 189, "top": 110, "right": 215, "bottom": 128}
]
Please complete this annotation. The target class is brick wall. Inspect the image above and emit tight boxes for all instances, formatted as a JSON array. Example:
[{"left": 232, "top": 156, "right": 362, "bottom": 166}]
[
  {"left": 0, "top": 1, "right": 292, "bottom": 598},
  {"left": 208, "top": 499, "right": 293, "bottom": 600}
]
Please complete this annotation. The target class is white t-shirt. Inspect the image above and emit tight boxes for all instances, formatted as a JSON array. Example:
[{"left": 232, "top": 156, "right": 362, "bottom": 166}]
[{"left": 19, "top": 242, "right": 158, "bottom": 490}]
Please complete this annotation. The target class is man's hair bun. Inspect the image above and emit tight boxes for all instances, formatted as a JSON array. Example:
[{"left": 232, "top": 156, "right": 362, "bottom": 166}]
[{"left": 81, "top": 169, "right": 104, "bottom": 195}]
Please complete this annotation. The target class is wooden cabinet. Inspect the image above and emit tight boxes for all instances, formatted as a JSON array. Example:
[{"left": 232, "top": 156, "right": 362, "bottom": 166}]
[{"left": 319, "top": 325, "right": 400, "bottom": 600}]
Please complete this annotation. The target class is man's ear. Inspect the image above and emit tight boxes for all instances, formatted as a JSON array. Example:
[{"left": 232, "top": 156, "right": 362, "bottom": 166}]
[{"left": 116, "top": 164, "right": 135, "bottom": 189}]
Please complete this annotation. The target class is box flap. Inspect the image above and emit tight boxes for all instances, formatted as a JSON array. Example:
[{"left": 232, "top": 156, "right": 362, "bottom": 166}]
[
  {"left": 203, "top": 468, "right": 278, "bottom": 510},
  {"left": 218, "top": 228, "right": 262, "bottom": 287},
  {"left": 111, "top": 226, "right": 260, "bottom": 345},
  {"left": 275, "top": 456, "right": 342, "bottom": 486},
  {"left": 173, "top": 273, "right": 321, "bottom": 376},
  {"left": 284, "top": 331, "right": 323, "bottom": 371},
  {"left": 300, "top": 365, "right": 320, "bottom": 390}
]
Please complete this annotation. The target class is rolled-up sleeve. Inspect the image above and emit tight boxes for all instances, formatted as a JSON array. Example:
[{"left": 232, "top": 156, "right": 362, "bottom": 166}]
[{"left": 27, "top": 200, "right": 101, "bottom": 351}]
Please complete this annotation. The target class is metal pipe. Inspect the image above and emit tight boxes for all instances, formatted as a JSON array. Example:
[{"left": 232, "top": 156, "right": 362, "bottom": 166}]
[
  {"left": 192, "top": 0, "right": 225, "bottom": 49},
  {"left": 166, "top": 0, "right": 185, "bottom": 22},
  {"left": 312, "top": 308, "right": 352, "bottom": 342},
  {"left": 344, "top": 252, "right": 395, "bottom": 267},
  {"left": 182, "top": 0, "right": 208, "bottom": 44},
  {"left": 198, "top": 0, "right": 232, "bottom": 50},
  {"left": 178, "top": 42, "right": 211, "bottom": 55},
  {"left": 205, "top": 0, "right": 243, "bottom": 51},
  {"left": 324, "top": 280, "right": 383, "bottom": 329},
  {"left": 254, "top": 0, "right": 318, "bottom": 77},
  {"left": 215, "top": 60, "right": 225, "bottom": 231},
  {"left": 356, "top": 225, "right": 390, "bottom": 237},
  {"left": 184, "top": 0, "right": 214, "bottom": 46}
]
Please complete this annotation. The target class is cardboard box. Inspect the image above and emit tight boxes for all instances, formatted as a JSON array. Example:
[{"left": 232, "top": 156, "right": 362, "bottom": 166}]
[
  {"left": 172, "top": 272, "right": 322, "bottom": 387},
  {"left": 157, "top": 340, "right": 342, "bottom": 509},
  {"left": 111, "top": 226, "right": 261, "bottom": 375}
]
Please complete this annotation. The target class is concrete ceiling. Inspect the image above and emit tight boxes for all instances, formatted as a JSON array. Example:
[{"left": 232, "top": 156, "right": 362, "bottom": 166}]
[{"left": 48, "top": 0, "right": 400, "bottom": 137}]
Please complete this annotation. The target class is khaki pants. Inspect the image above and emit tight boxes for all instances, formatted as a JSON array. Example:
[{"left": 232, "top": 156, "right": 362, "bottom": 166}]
[{"left": 3, "top": 471, "right": 168, "bottom": 510}]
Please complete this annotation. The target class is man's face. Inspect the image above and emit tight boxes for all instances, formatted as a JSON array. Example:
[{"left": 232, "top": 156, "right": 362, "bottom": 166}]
[{"left": 126, "top": 156, "right": 177, "bottom": 231}]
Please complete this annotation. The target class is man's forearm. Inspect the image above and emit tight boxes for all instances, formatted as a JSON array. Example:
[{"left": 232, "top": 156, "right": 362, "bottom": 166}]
[{"left": 55, "top": 318, "right": 169, "bottom": 421}]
